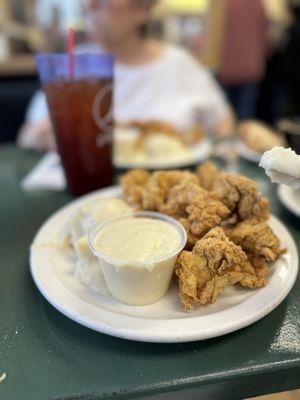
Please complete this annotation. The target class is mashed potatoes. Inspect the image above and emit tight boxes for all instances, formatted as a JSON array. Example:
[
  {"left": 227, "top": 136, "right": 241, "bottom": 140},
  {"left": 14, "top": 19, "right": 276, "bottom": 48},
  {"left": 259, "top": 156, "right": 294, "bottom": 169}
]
[{"left": 66, "top": 198, "right": 132, "bottom": 295}]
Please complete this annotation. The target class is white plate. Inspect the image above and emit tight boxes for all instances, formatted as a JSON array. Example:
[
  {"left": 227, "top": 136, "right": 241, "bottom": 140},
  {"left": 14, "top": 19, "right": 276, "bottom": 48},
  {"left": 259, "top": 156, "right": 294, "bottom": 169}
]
[
  {"left": 235, "top": 140, "right": 262, "bottom": 163},
  {"left": 278, "top": 184, "right": 300, "bottom": 217},
  {"left": 30, "top": 187, "right": 298, "bottom": 343},
  {"left": 114, "top": 139, "right": 212, "bottom": 170}
]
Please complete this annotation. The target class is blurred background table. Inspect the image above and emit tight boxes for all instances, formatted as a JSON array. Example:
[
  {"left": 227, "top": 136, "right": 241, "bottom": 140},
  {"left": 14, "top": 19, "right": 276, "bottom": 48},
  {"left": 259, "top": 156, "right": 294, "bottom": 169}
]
[{"left": 0, "top": 145, "right": 299, "bottom": 400}]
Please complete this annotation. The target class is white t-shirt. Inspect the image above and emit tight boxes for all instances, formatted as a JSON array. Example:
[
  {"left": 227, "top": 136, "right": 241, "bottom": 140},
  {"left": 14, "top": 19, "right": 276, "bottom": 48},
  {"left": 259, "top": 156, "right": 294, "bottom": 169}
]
[{"left": 27, "top": 44, "right": 229, "bottom": 132}]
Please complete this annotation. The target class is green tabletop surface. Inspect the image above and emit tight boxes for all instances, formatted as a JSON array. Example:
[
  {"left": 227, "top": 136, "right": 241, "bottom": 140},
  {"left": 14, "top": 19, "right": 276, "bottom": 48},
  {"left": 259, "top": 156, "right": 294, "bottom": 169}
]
[{"left": 0, "top": 145, "right": 299, "bottom": 400}]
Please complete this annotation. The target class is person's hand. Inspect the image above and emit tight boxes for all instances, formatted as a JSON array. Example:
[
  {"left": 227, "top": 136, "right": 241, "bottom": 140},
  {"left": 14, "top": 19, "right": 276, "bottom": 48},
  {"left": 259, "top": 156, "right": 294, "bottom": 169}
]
[{"left": 17, "top": 118, "right": 56, "bottom": 152}]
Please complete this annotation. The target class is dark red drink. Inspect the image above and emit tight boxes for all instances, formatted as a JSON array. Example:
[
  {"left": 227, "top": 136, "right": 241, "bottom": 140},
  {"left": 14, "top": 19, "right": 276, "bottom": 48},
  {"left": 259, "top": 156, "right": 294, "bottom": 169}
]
[{"left": 44, "top": 78, "right": 113, "bottom": 195}]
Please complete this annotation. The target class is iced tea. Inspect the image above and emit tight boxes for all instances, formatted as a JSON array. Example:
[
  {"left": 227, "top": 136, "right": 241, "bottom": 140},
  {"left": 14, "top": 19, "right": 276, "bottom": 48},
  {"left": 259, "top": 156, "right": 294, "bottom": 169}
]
[{"left": 44, "top": 78, "right": 113, "bottom": 195}]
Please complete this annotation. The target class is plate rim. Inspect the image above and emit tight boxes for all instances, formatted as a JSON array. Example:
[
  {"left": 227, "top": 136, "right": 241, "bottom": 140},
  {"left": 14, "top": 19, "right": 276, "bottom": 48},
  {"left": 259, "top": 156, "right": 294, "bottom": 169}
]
[
  {"left": 30, "top": 187, "right": 299, "bottom": 343},
  {"left": 278, "top": 184, "right": 300, "bottom": 217}
]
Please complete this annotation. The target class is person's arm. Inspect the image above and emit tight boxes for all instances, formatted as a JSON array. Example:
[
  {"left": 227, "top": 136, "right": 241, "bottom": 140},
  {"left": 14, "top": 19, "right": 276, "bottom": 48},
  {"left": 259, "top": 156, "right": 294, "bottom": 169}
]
[{"left": 17, "top": 91, "right": 55, "bottom": 152}]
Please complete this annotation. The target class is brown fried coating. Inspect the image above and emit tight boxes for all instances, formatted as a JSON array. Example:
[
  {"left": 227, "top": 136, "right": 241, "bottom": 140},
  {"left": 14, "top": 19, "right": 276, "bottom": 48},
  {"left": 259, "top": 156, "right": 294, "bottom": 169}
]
[
  {"left": 237, "top": 254, "right": 269, "bottom": 288},
  {"left": 121, "top": 169, "right": 150, "bottom": 208},
  {"left": 162, "top": 184, "right": 231, "bottom": 246},
  {"left": 185, "top": 126, "right": 204, "bottom": 145},
  {"left": 212, "top": 172, "right": 269, "bottom": 221},
  {"left": 225, "top": 219, "right": 284, "bottom": 262},
  {"left": 160, "top": 182, "right": 205, "bottom": 219},
  {"left": 121, "top": 167, "right": 282, "bottom": 312},
  {"left": 126, "top": 120, "right": 203, "bottom": 147},
  {"left": 142, "top": 170, "right": 199, "bottom": 211},
  {"left": 179, "top": 217, "right": 200, "bottom": 250},
  {"left": 176, "top": 228, "right": 247, "bottom": 311},
  {"left": 133, "top": 120, "right": 185, "bottom": 148},
  {"left": 186, "top": 191, "right": 231, "bottom": 238},
  {"left": 196, "top": 161, "right": 220, "bottom": 191}
]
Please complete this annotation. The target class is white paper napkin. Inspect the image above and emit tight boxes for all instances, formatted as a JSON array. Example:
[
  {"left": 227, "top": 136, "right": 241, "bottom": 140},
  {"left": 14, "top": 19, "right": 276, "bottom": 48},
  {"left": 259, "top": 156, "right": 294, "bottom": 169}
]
[{"left": 21, "top": 152, "right": 66, "bottom": 192}]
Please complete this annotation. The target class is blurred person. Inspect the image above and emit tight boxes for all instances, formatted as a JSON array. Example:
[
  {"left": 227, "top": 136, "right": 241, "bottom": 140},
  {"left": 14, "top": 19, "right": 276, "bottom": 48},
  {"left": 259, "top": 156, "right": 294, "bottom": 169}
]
[
  {"left": 256, "top": 0, "right": 291, "bottom": 124},
  {"left": 280, "top": 0, "right": 300, "bottom": 117},
  {"left": 205, "top": 0, "right": 269, "bottom": 120},
  {"left": 18, "top": 0, "right": 234, "bottom": 152},
  {"left": 257, "top": 0, "right": 300, "bottom": 124}
]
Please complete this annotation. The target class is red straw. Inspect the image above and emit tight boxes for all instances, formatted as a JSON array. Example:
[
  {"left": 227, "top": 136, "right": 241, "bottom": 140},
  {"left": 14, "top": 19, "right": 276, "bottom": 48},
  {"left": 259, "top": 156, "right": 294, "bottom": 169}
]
[{"left": 68, "top": 28, "right": 75, "bottom": 78}]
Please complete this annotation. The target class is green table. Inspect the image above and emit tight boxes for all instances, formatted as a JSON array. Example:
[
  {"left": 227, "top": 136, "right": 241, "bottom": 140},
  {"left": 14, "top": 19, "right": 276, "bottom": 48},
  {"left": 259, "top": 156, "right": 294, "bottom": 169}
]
[{"left": 0, "top": 145, "right": 299, "bottom": 400}]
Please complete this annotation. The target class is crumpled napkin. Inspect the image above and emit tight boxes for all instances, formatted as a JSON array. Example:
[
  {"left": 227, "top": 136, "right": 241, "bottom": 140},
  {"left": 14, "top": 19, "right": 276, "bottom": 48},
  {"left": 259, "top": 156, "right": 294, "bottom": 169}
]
[{"left": 21, "top": 152, "right": 66, "bottom": 191}]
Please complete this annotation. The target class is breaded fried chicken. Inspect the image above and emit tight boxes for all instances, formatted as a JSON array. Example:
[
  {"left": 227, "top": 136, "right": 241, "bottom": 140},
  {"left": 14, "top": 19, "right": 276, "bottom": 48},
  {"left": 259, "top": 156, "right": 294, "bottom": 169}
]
[
  {"left": 161, "top": 183, "right": 231, "bottom": 247},
  {"left": 186, "top": 191, "right": 231, "bottom": 238},
  {"left": 225, "top": 219, "right": 284, "bottom": 262},
  {"left": 160, "top": 181, "right": 203, "bottom": 219},
  {"left": 212, "top": 172, "right": 269, "bottom": 221},
  {"left": 142, "top": 170, "right": 199, "bottom": 211},
  {"left": 179, "top": 217, "right": 200, "bottom": 249},
  {"left": 237, "top": 254, "right": 269, "bottom": 288},
  {"left": 197, "top": 161, "right": 220, "bottom": 191},
  {"left": 121, "top": 169, "right": 150, "bottom": 208},
  {"left": 121, "top": 166, "right": 284, "bottom": 311},
  {"left": 176, "top": 228, "right": 247, "bottom": 311}
]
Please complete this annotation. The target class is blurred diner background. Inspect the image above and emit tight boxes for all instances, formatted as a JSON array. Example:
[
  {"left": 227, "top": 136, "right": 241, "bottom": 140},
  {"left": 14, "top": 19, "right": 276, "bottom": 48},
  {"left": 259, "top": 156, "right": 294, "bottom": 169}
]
[{"left": 1, "top": 0, "right": 300, "bottom": 148}]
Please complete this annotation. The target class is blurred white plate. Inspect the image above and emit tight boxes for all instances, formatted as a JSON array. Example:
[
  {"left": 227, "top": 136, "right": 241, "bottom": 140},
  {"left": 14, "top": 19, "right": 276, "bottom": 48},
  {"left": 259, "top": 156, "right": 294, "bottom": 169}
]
[
  {"left": 30, "top": 187, "right": 298, "bottom": 343},
  {"left": 114, "top": 139, "right": 212, "bottom": 170},
  {"left": 278, "top": 184, "right": 300, "bottom": 217},
  {"left": 235, "top": 140, "right": 262, "bottom": 163}
]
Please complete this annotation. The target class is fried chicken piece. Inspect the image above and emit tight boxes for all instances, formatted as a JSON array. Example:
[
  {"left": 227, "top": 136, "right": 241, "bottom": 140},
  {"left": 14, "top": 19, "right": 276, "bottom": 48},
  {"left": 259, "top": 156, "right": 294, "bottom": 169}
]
[
  {"left": 184, "top": 126, "right": 204, "bottom": 145},
  {"left": 212, "top": 172, "right": 270, "bottom": 221},
  {"left": 161, "top": 183, "right": 231, "bottom": 245},
  {"left": 160, "top": 182, "right": 205, "bottom": 219},
  {"left": 162, "top": 184, "right": 231, "bottom": 246},
  {"left": 121, "top": 169, "right": 150, "bottom": 208},
  {"left": 186, "top": 191, "right": 231, "bottom": 238},
  {"left": 127, "top": 120, "right": 203, "bottom": 147},
  {"left": 176, "top": 228, "right": 247, "bottom": 311},
  {"left": 225, "top": 219, "right": 284, "bottom": 262},
  {"left": 179, "top": 217, "right": 200, "bottom": 250},
  {"left": 196, "top": 161, "right": 220, "bottom": 191},
  {"left": 133, "top": 120, "right": 185, "bottom": 148},
  {"left": 176, "top": 250, "right": 211, "bottom": 310},
  {"left": 132, "top": 120, "right": 181, "bottom": 137},
  {"left": 237, "top": 254, "right": 269, "bottom": 288},
  {"left": 253, "top": 197, "right": 270, "bottom": 221},
  {"left": 142, "top": 170, "right": 199, "bottom": 211}
]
